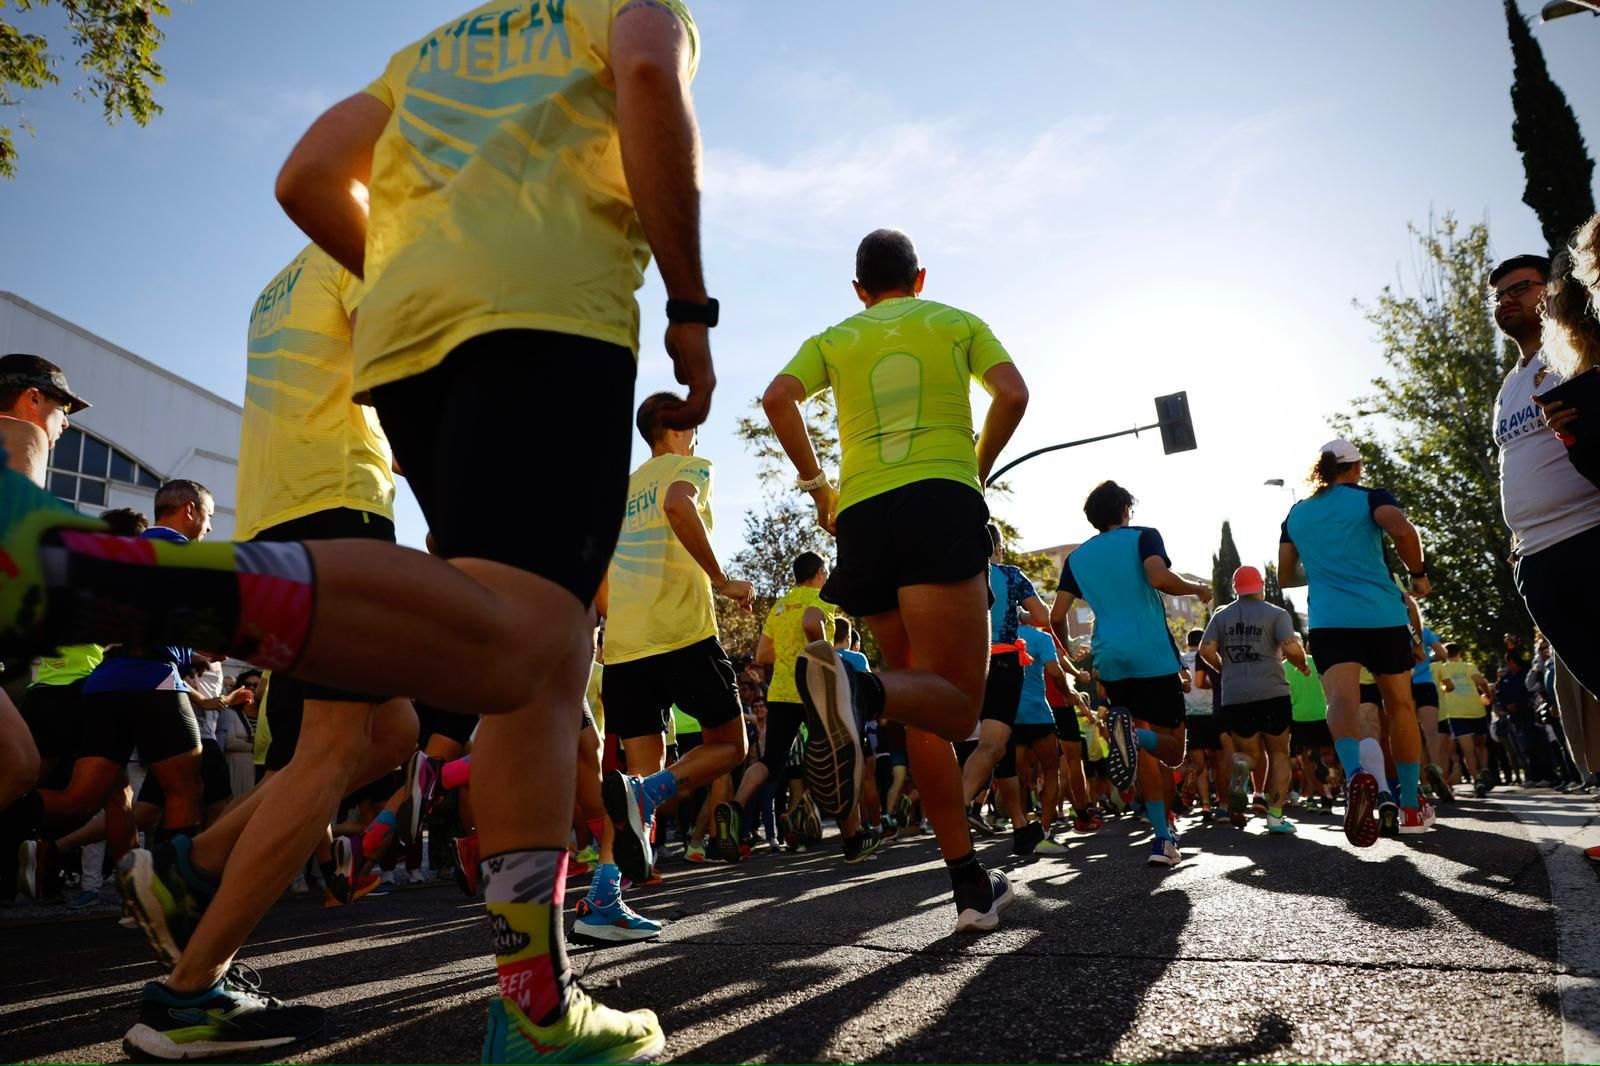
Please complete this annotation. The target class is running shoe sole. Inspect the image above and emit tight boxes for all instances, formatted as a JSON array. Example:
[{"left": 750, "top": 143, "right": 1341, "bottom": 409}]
[
  {"left": 795, "top": 640, "right": 862, "bottom": 819},
  {"left": 116, "top": 850, "right": 182, "bottom": 971},
  {"left": 572, "top": 919, "right": 663, "bottom": 944},
  {"left": 123, "top": 1026, "right": 308, "bottom": 1061},
  {"left": 395, "top": 751, "right": 429, "bottom": 846},
  {"left": 17, "top": 839, "right": 43, "bottom": 899},
  {"left": 1343, "top": 771, "right": 1380, "bottom": 848},
  {"left": 1104, "top": 708, "right": 1138, "bottom": 791},
  {"left": 712, "top": 803, "right": 742, "bottom": 864},
  {"left": 602, "top": 771, "right": 654, "bottom": 885},
  {"left": 953, "top": 870, "right": 1015, "bottom": 934}
]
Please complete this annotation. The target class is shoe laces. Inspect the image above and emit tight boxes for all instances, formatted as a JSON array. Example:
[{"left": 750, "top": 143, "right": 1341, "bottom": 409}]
[{"left": 222, "top": 961, "right": 282, "bottom": 1007}]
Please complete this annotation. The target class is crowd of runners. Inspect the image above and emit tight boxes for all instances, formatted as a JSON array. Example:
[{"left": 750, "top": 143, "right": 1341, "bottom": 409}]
[{"left": 1, "top": 2, "right": 1600, "bottom": 1063}]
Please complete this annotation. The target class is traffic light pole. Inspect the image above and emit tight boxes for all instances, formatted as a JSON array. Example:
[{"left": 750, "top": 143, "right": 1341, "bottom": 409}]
[{"left": 985, "top": 422, "right": 1163, "bottom": 487}]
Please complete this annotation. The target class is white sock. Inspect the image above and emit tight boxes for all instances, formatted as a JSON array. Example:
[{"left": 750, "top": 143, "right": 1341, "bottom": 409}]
[{"left": 1359, "top": 738, "right": 1387, "bottom": 785}]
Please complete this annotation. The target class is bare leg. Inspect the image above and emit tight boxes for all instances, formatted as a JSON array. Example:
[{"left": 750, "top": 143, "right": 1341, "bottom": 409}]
[
  {"left": 0, "top": 691, "right": 39, "bottom": 809},
  {"left": 961, "top": 720, "right": 1012, "bottom": 805},
  {"left": 1264, "top": 731, "right": 1292, "bottom": 808},
  {"left": 146, "top": 750, "right": 203, "bottom": 832},
  {"left": 1033, "top": 735, "right": 1061, "bottom": 828}
]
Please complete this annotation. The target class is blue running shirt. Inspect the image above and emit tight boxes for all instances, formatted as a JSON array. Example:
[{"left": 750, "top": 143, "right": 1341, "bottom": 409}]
[
  {"left": 989, "top": 563, "right": 1038, "bottom": 644},
  {"left": 1015, "top": 625, "right": 1059, "bottom": 726},
  {"left": 1281, "top": 484, "right": 1409, "bottom": 631},
  {"left": 1059, "top": 527, "right": 1181, "bottom": 682}
]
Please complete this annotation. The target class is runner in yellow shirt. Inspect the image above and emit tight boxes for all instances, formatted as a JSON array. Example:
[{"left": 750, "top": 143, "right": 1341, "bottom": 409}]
[
  {"left": 599, "top": 393, "right": 752, "bottom": 895},
  {"left": 1435, "top": 643, "right": 1491, "bottom": 796},
  {"left": 762, "top": 229, "right": 1030, "bottom": 934}
]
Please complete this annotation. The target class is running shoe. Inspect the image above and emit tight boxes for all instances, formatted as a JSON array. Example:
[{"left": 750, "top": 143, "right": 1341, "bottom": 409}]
[
  {"left": 859, "top": 826, "right": 882, "bottom": 858},
  {"left": 1585, "top": 845, "right": 1600, "bottom": 863},
  {"left": 66, "top": 888, "right": 101, "bottom": 909},
  {"left": 880, "top": 818, "right": 899, "bottom": 841},
  {"left": 17, "top": 838, "right": 58, "bottom": 900},
  {"left": 1342, "top": 770, "right": 1381, "bottom": 848},
  {"left": 1424, "top": 763, "right": 1452, "bottom": 803},
  {"left": 842, "top": 833, "right": 869, "bottom": 864},
  {"left": 953, "top": 869, "right": 1014, "bottom": 934},
  {"left": 795, "top": 640, "right": 863, "bottom": 819},
  {"left": 572, "top": 898, "right": 664, "bottom": 944},
  {"left": 117, "top": 844, "right": 210, "bottom": 970},
  {"left": 395, "top": 752, "right": 442, "bottom": 847},
  {"left": 122, "top": 976, "right": 325, "bottom": 1061},
  {"left": 1265, "top": 813, "right": 1297, "bottom": 835},
  {"left": 1011, "top": 821, "right": 1046, "bottom": 857},
  {"left": 482, "top": 989, "right": 663, "bottom": 1065},
  {"left": 0, "top": 464, "right": 103, "bottom": 656},
  {"left": 966, "top": 810, "right": 997, "bottom": 836},
  {"left": 1072, "top": 813, "right": 1104, "bottom": 834},
  {"left": 1226, "top": 757, "right": 1251, "bottom": 819},
  {"left": 601, "top": 771, "right": 655, "bottom": 885},
  {"left": 1399, "top": 805, "right": 1432, "bottom": 835},
  {"left": 684, "top": 841, "right": 707, "bottom": 863},
  {"left": 1419, "top": 799, "right": 1437, "bottom": 828},
  {"left": 1034, "top": 835, "right": 1071, "bottom": 855},
  {"left": 1103, "top": 707, "right": 1139, "bottom": 791},
  {"left": 575, "top": 846, "right": 600, "bottom": 869},
  {"left": 327, "top": 836, "right": 358, "bottom": 906},
  {"left": 1147, "top": 838, "right": 1182, "bottom": 867},
  {"left": 1378, "top": 791, "right": 1400, "bottom": 838},
  {"left": 795, "top": 797, "right": 824, "bottom": 844},
  {"left": 895, "top": 794, "right": 914, "bottom": 830},
  {"left": 453, "top": 834, "right": 481, "bottom": 897},
  {"left": 712, "top": 802, "right": 742, "bottom": 864}
]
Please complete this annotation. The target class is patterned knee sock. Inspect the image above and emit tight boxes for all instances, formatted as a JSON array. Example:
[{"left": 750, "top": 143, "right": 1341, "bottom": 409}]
[{"left": 483, "top": 849, "right": 573, "bottom": 1026}]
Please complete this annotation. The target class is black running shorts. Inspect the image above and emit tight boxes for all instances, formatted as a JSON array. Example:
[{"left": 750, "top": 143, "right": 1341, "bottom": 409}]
[
  {"left": 1308, "top": 626, "right": 1414, "bottom": 678},
  {"left": 822, "top": 479, "right": 990, "bottom": 618},
  {"left": 1291, "top": 718, "right": 1334, "bottom": 752},
  {"left": 1221, "top": 695, "right": 1292, "bottom": 739},
  {"left": 1051, "top": 703, "right": 1083, "bottom": 746},
  {"left": 260, "top": 671, "right": 382, "bottom": 772},
  {"left": 21, "top": 679, "right": 85, "bottom": 761},
  {"left": 139, "top": 737, "right": 232, "bottom": 807},
  {"left": 79, "top": 690, "right": 201, "bottom": 766},
  {"left": 980, "top": 651, "right": 1024, "bottom": 726},
  {"left": 1359, "top": 683, "right": 1383, "bottom": 708},
  {"left": 601, "top": 637, "right": 742, "bottom": 741},
  {"left": 1449, "top": 715, "right": 1489, "bottom": 739},
  {"left": 1412, "top": 682, "right": 1440, "bottom": 709},
  {"left": 371, "top": 329, "right": 636, "bottom": 605},
  {"left": 416, "top": 702, "right": 477, "bottom": 748},
  {"left": 1102, "top": 674, "right": 1186, "bottom": 730},
  {"left": 1185, "top": 714, "right": 1224, "bottom": 752},
  {"left": 252, "top": 507, "right": 395, "bottom": 705}
]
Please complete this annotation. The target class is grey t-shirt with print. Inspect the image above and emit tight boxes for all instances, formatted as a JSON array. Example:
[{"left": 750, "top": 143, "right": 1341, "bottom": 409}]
[{"left": 1201, "top": 597, "right": 1294, "bottom": 704}]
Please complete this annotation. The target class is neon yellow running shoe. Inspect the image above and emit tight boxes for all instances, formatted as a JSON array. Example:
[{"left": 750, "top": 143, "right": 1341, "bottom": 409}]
[{"left": 482, "top": 990, "right": 663, "bottom": 1064}]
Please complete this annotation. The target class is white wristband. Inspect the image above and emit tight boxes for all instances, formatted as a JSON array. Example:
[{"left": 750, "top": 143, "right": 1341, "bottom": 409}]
[{"left": 796, "top": 471, "right": 831, "bottom": 492}]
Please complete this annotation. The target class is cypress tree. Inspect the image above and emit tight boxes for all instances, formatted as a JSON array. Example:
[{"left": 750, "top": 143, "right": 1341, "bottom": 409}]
[
  {"left": 1210, "top": 521, "right": 1242, "bottom": 611},
  {"left": 1505, "top": 0, "right": 1596, "bottom": 258}
]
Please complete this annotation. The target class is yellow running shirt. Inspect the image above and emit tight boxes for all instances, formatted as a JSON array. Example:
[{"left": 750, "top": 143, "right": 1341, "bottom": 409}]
[
  {"left": 35, "top": 644, "right": 103, "bottom": 687},
  {"left": 780, "top": 297, "right": 1015, "bottom": 515},
  {"left": 353, "top": 0, "right": 699, "bottom": 395},
  {"left": 1434, "top": 660, "right": 1486, "bottom": 720},
  {"left": 604, "top": 453, "right": 716, "bottom": 664},
  {"left": 762, "top": 587, "right": 835, "bottom": 704},
  {"left": 236, "top": 244, "right": 395, "bottom": 541}
]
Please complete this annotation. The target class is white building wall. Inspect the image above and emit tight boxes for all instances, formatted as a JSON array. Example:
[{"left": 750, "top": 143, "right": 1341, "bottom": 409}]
[{"left": 0, "top": 292, "right": 241, "bottom": 538}]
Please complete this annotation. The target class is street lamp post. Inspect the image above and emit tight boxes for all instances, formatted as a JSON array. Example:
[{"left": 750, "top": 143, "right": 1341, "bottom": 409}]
[{"left": 1263, "top": 477, "right": 1298, "bottom": 504}]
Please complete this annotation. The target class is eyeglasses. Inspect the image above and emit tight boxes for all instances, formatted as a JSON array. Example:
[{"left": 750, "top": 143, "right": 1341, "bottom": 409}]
[{"left": 1491, "top": 279, "right": 1544, "bottom": 304}]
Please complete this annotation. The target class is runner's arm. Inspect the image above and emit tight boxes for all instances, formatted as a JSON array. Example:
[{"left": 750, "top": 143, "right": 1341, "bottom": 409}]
[
  {"left": 1021, "top": 594, "right": 1051, "bottom": 631},
  {"left": 1373, "top": 504, "right": 1428, "bottom": 596},
  {"left": 802, "top": 606, "right": 827, "bottom": 643},
  {"left": 754, "top": 634, "right": 775, "bottom": 667},
  {"left": 1277, "top": 541, "right": 1304, "bottom": 588},
  {"left": 1048, "top": 593, "right": 1075, "bottom": 650},
  {"left": 762, "top": 374, "right": 838, "bottom": 535},
  {"left": 1045, "top": 658, "right": 1074, "bottom": 694},
  {"left": 276, "top": 93, "right": 391, "bottom": 277},
  {"left": 663, "top": 480, "right": 750, "bottom": 607},
  {"left": 1198, "top": 638, "right": 1222, "bottom": 672},
  {"left": 976, "top": 363, "right": 1029, "bottom": 486},
  {"left": 1143, "top": 555, "right": 1211, "bottom": 602},
  {"left": 1282, "top": 634, "right": 1311, "bottom": 675}
]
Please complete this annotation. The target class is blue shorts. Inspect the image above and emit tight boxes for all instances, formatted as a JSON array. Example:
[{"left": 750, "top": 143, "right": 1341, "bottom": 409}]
[{"left": 1448, "top": 716, "right": 1488, "bottom": 739}]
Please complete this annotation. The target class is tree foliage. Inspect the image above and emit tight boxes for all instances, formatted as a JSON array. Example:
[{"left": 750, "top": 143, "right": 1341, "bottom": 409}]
[
  {"left": 1504, "top": 0, "right": 1596, "bottom": 258},
  {"left": 1210, "top": 520, "right": 1242, "bottom": 612},
  {"left": 0, "top": 0, "right": 169, "bottom": 179},
  {"left": 1334, "top": 216, "right": 1527, "bottom": 664},
  {"left": 1262, "top": 562, "right": 1303, "bottom": 634}
]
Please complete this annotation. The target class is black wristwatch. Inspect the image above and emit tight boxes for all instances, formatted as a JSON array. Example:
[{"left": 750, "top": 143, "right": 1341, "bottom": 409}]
[
  {"left": 1409, "top": 565, "right": 1428, "bottom": 579},
  {"left": 666, "top": 297, "right": 719, "bottom": 327}
]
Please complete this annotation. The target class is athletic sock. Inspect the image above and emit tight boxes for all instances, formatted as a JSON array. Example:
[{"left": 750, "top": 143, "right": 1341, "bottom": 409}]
[
  {"left": 158, "top": 825, "right": 200, "bottom": 845},
  {"left": 44, "top": 531, "right": 314, "bottom": 672},
  {"left": 586, "top": 863, "right": 622, "bottom": 908},
  {"left": 482, "top": 848, "right": 572, "bottom": 1026},
  {"left": 584, "top": 818, "right": 604, "bottom": 849},
  {"left": 318, "top": 858, "right": 338, "bottom": 885},
  {"left": 1359, "top": 738, "right": 1387, "bottom": 787},
  {"left": 1147, "top": 800, "right": 1170, "bottom": 841},
  {"left": 945, "top": 850, "right": 991, "bottom": 913},
  {"left": 1334, "top": 737, "right": 1364, "bottom": 778},
  {"left": 1398, "top": 762, "right": 1421, "bottom": 809},
  {"left": 362, "top": 810, "right": 398, "bottom": 860},
  {"left": 1268, "top": 805, "right": 1284, "bottom": 819},
  {"left": 851, "top": 667, "right": 886, "bottom": 722},
  {"left": 1136, "top": 729, "right": 1159, "bottom": 754},
  {"left": 169, "top": 833, "right": 219, "bottom": 898},
  {"left": 639, "top": 769, "right": 678, "bottom": 812},
  {"left": 441, "top": 756, "right": 472, "bottom": 791}
]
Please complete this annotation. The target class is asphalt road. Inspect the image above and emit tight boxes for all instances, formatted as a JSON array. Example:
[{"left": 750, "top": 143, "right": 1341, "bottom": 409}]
[{"left": 3, "top": 789, "right": 1594, "bottom": 1064}]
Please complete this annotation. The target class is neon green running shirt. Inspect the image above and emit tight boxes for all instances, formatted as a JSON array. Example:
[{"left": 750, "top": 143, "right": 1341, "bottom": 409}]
[{"left": 780, "top": 297, "right": 1014, "bottom": 514}]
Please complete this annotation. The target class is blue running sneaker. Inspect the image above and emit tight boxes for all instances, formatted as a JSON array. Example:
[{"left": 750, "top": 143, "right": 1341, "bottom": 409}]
[
  {"left": 572, "top": 897, "right": 664, "bottom": 944},
  {"left": 1147, "top": 837, "right": 1182, "bottom": 867},
  {"left": 602, "top": 772, "right": 655, "bottom": 885},
  {"left": 122, "top": 975, "right": 325, "bottom": 1060},
  {"left": 1104, "top": 707, "right": 1138, "bottom": 791},
  {"left": 482, "top": 990, "right": 663, "bottom": 1064}
]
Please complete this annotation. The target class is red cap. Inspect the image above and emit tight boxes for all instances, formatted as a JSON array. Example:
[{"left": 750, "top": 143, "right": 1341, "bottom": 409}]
[{"left": 1232, "top": 565, "right": 1265, "bottom": 596}]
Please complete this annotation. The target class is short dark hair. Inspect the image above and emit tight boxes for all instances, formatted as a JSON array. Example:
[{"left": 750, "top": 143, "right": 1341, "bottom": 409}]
[
  {"left": 636, "top": 391, "right": 684, "bottom": 446},
  {"left": 99, "top": 507, "right": 149, "bottom": 537},
  {"left": 236, "top": 669, "right": 262, "bottom": 686},
  {"left": 1083, "top": 480, "right": 1135, "bottom": 533},
  {"left": 794, "top": 550, "right": 825, "bottom": 583},
  {"left": 987, "top": 523, "right": 1003, "bottom": 553},
  {"left": 833, "top": 617, "right": 853, "bottom": 644},
  {"left": 1445, "top": 641, "right": 1462, "bottom": 656},
  {"left": 855, "top": 229, "right": 919, "bottom": 295},
  {"left": 1489, "top": 254, "right": 1551, "bottom": 287},
  {"left": 1187, "top": 628, "right": 1204, "bottom": 648},
  {"left": 154, "top": 479, "right": 211, "bottom": 518}
]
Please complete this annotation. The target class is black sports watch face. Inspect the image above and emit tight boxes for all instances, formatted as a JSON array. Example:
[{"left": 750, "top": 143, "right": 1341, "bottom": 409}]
[{"left": 666, "top": 297, "right": 719, "bottom": 327}]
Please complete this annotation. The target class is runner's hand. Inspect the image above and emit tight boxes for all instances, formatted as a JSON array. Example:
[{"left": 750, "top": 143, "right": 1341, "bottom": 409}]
[
  {"left": 1409, "top": 574, "right": 1432, "bottom": 598},
  {"left": 810, "top": 483, "right": 839, "bottom": 536},
  {"left": 1539, "top": 398, "right": 1579, "bottom": 436},
  {"left": 659, "top": 322, "right": 715, "bottom": 429},
  {"left": 718, "top": 578, "right": 754, "bottom": 611},
  {"left": 226, "top": 687, "right": 254, "bottom": 707},
  {"left": 1194, "top": 584, "right": 1213, "bottom": 605}
]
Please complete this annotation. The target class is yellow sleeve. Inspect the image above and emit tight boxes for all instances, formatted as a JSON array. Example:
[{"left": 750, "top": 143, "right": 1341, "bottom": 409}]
[
  {"left": 760, "top": 604, "right": 780, "bottom": 639},
  {"left": 336, "top": 267, "right": 364, "bottom": 317},
  {"left": 361, "top": 60, "right": 397, "bottom": 110},
  {"left": 964, "top": 312, "right": 1014, "bottom": 380},
  {"left": 672, "top": 455, "right": 712, "bottom": 497},
  {"left": 610, "top": 0, "right": 700, "bottom": 75},
  {"left": 779, "top": 336, "right": 830, "bottom": 399}
]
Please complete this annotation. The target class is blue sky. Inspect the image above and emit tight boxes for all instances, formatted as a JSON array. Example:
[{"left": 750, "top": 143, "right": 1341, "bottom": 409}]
[{"left": 3, "top": 0, "right": 1598, "bottom": 584}]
